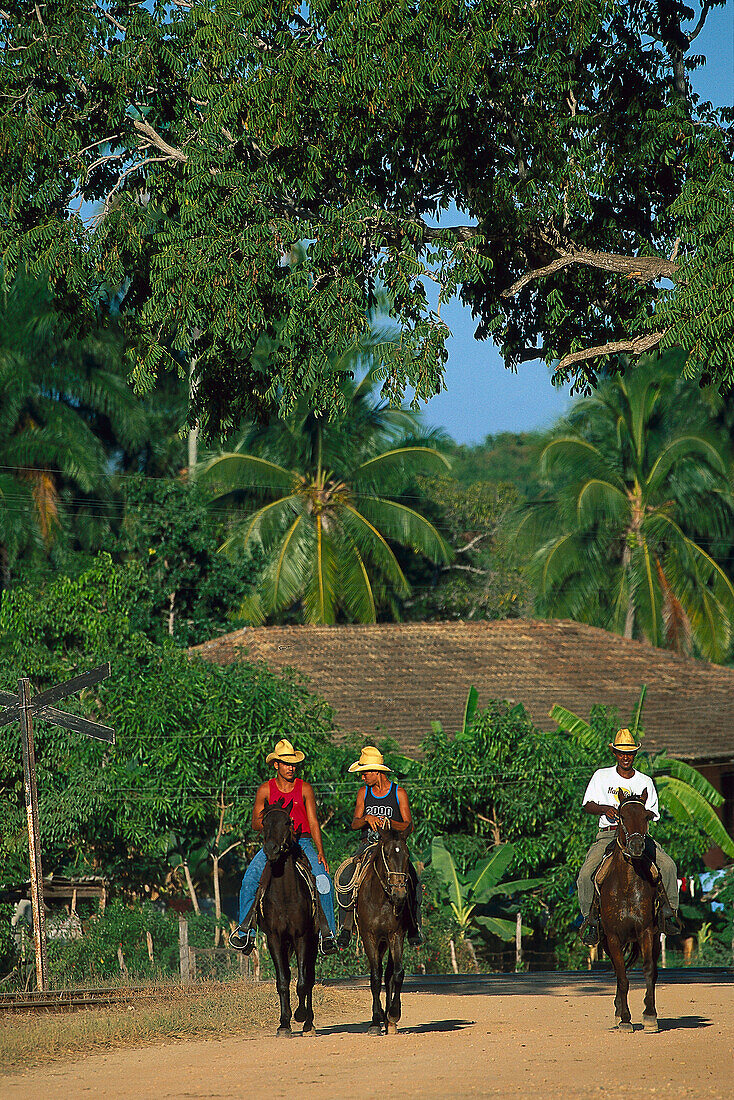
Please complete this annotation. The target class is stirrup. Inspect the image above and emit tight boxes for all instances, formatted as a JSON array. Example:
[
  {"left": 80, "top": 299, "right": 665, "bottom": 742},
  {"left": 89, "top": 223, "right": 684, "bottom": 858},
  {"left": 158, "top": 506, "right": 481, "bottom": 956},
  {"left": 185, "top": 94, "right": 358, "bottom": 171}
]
[
  {"left": 580, "top": 917, "right": 600, "bottom": 947},
  {"left": 320, "top": 933, "right": 337, "bottom": 956},
  {"left": 229, "top": 927, "right": 256, "bottom": 954},
  {"left": 337, "top": 928, "right": 352, "bottom": 948},
  {"left": 408, "top": 929, "right": 424, "bottom": 947}
]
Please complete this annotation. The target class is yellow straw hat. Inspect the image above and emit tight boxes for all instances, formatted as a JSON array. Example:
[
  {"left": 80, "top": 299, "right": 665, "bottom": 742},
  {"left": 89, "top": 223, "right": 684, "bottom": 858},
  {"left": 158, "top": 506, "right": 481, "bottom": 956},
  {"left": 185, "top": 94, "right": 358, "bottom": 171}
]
[
  {"left": 265, "top": 738, "right": 305, "bottom": 765},
  {"left": 608, "top": 727, "right": 641, "bottom": 753},
  {"left": 348, "top": 746, "right": 391, "bottom": 774}
]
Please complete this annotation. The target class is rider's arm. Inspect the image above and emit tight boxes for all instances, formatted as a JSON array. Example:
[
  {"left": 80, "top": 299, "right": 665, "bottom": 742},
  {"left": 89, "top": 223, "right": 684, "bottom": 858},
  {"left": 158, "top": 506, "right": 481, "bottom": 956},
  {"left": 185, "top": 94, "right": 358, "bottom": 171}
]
[
  {"left": 251, "top": 782, "right": 269, "bottom": 833},
  {"left": 390, "top": 786, "right": 413, "bottom": 833},
  {"left": 583, "top": 802, "right": 618, "bottom": 820},
  {"left": 350, "top": 786, "right": 381, "bottom": 832},
  {"left": 302, "top": 782, "right": 329, "bottom": 870}
]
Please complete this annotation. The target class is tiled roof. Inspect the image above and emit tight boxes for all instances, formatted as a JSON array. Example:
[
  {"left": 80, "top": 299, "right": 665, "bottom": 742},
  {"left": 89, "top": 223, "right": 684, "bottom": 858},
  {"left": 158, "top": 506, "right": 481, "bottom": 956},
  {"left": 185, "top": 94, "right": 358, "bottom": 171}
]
[{"left": 192, "top": 619, "right": 734, "bottom": 763}]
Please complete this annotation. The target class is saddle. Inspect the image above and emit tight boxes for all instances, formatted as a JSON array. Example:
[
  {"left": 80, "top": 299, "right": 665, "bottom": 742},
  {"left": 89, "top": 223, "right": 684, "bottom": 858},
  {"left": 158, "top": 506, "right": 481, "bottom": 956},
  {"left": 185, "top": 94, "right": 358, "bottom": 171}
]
[
  {"left": 244, "top": 851, "right": 327, "bottom": 935},
  {"left": 591, "top": 840, "right": 669, "bottom": 916}
]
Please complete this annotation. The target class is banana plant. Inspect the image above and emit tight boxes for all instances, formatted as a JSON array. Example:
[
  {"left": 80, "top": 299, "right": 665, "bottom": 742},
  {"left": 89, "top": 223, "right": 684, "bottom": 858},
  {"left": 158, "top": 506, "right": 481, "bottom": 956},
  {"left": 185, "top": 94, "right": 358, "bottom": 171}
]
[
  {"left": 430, "top": 837, "right": 542, "bottom": 941},
  {"left": 550, "top": 686, "right": 734, "bottom": 858}
]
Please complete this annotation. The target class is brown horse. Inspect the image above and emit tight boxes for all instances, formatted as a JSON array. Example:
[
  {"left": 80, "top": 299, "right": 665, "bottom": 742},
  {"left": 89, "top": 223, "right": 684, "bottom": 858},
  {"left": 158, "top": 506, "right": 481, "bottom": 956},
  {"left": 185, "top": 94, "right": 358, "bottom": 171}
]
[
  {"left": 258, "top": 801, "right": 319, "bottom": 1036},
  {"left": 598, "top": 791, "right": 661, "bottom": 1033},
  {"left": 355, "top": 827, "right": 412, "bottom": 1035}
]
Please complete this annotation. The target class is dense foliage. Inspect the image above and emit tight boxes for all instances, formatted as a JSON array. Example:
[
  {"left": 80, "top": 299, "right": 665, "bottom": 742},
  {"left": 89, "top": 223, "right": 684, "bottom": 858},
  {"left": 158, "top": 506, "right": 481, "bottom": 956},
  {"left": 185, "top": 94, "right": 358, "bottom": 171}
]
[
  {"left": 198, "top": 370, "right": 452, "bottom": 623},
  {"left": 518, "top": 352, "right": 734, "bottom": 660},
  {"left": 2, "top": 2, "right": 732, "bottom": 434}
]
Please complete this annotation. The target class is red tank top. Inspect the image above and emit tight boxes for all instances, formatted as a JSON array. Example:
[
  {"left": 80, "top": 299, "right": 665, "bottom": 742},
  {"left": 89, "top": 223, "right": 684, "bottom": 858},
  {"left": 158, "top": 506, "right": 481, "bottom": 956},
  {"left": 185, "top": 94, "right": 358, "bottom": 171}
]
[{"left": 268, "top": 777, "right": 311, "bottom": 836}]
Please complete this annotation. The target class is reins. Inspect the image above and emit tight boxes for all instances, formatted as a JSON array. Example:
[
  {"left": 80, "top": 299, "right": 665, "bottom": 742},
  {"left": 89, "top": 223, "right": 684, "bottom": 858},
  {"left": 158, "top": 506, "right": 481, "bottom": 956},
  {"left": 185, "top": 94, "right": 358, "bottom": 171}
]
[
  {"left": 262, "top": 805, "right": 296, "bottom": 862},
  {"left": 615, "top": 796, "right": 648, "bottom": 859}
]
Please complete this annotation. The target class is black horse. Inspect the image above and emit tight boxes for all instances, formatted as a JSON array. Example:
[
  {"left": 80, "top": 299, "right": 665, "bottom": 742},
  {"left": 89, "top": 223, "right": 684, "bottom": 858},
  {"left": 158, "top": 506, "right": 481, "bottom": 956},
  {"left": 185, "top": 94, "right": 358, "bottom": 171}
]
[
  {"left": 597, "top": 792, "right": 661, "bottom": 1032},
  {"left": 257, "top": 800, "right": 319, "bottom": 1036},
  {"left": 355, "top": 827, "right": 412, "bottom": 1035}
]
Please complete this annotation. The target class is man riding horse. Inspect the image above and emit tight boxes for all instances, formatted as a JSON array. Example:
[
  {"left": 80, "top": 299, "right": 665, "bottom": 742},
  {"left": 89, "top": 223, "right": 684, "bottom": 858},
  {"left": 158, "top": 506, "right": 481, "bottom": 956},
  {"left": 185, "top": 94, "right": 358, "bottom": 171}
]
[
  {"left": 229, "top": 738, "right": 337, "bottom": 955},
  {"left": 336, "top": 745, "right": 423, "bottom": 948},
  {"left": 577, "top": 727, "right": 679, "bottom": 946}
]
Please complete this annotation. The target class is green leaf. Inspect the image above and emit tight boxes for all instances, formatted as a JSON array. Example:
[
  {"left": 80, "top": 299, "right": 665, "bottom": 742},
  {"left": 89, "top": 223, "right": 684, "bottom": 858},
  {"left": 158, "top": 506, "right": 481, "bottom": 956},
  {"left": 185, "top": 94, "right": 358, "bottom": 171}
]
[
  {"left": 430, "top": 836, "right": 465, "bottom": 909},
  {"left": 461, "top": 685, "right": 479, "bottom": 736},
  {"left": 473, "top": 915, "right": 529, "bottom": 941},
  {"left": 549, "top": 704, "right": 597, "bottom": 748},
  {"left": 468, "top": 843, "right": 515, "bottom": 900},
  {"left": 657, "top": 776, "right": 734, "bottom": 857}
]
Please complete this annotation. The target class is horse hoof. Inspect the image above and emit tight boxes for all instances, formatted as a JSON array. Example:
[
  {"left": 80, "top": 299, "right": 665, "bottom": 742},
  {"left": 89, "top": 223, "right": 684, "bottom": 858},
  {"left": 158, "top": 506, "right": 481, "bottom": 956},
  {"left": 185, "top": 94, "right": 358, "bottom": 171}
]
[
  {"left": 643, "top": 1015, "right": 659, "bottom": 1032},
  {"left": 293, "top": 1006, "right": 307, "bottom": 1023},
  {"left": 386, "top": 1022, "right": 398, "bottom": 1035},
  {"left": 277, "top": 1026, "right": 292, "bottom": 1037},
  {"left": 368, "top": 1025, "right": 382, "bottom": 1036},
  {"left": 302, "top": 1026, "right": 316, "bottom": 1037},
  {"left": 617, "top": 1021, "right": 633, "bottom": 1033}
]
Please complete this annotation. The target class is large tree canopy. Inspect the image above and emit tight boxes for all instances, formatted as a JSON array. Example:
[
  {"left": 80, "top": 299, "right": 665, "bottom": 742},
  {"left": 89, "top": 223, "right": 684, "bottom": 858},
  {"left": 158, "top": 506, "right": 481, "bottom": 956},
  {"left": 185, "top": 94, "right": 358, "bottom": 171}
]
[{"left": 1, "top": 1, "right": 732, "bottom": 433}]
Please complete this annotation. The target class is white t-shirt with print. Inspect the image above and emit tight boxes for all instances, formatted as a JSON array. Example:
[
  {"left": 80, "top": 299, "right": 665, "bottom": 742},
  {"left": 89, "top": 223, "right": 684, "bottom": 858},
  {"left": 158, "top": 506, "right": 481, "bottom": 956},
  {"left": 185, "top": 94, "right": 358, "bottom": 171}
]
[{"left": 582, "top": 767, "right": 660, "bottom": 828}]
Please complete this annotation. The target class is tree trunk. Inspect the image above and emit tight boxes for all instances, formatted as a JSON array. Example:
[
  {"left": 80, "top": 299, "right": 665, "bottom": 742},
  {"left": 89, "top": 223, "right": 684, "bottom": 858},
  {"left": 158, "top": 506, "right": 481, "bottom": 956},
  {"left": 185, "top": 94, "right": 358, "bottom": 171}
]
[
  {"left": 622, "top": 543, "right": 635, "bottom": 639},
  {"left": 182, "top": 861, "right": 201, "bottom": 914},
  {"left": 465, "top": 937, "right": 480, "bottom": 973},
  {"left": 212, "top": 853, "right": 222, "bottom": 947},
  {"left": 167, "top": 591, "right": 176, "bottom": 636},
  {"left": 449, "top": 938, "right": 459, "bottom": 974}
]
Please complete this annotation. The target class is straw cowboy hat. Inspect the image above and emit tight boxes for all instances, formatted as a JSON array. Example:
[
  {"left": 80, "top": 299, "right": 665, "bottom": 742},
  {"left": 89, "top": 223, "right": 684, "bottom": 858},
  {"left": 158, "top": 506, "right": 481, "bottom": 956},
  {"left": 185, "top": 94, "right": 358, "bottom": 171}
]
[
  {"left": 348, "top": 746, "right": 391, "bottom": 774},
  {"left": 609, "top": 727, "right": 641, "bottom": 753},
  {"left": 265, "top": 738, "right": 305, "bottom": 765}
]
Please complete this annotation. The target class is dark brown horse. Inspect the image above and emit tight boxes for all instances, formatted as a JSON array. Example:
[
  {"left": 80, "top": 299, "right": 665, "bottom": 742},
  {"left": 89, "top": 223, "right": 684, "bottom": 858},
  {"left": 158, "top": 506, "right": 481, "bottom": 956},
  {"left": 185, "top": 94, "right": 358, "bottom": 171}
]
[
  {"left": 258, "top": 801, "right": 319, "bottom": 1036},
  {"left": 598, "top": 791, "right": 660, "bottom": 1032},
  {"left": 355, "top": 827, "right": 412, "bottom": 1035}
]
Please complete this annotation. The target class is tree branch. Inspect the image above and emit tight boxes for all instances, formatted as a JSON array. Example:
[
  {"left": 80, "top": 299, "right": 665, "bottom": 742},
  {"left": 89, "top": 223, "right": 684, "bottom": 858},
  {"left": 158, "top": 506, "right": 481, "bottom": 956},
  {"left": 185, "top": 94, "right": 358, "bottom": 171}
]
[
  {"left": 133, "top": 118, "right": 188, "bottom": 163},
  {"left": 556, "top": 330, "right": 667, "bottom": 371},
  {"left": 501, "top": 246, "right": 679, "bottom": 299}
]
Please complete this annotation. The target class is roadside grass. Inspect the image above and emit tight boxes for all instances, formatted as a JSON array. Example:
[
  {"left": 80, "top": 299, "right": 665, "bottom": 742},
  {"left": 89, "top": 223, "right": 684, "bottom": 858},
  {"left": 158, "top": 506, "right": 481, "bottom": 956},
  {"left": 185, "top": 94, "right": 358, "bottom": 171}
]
[{"left": 0, "top": 980, "right": 366, "bottom": 1073}]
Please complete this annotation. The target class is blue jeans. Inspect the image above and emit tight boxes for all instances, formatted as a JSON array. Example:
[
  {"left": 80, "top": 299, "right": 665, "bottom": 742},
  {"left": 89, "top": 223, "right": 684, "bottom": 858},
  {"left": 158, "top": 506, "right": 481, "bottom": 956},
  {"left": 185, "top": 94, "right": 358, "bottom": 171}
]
[{"left": 238, "top": 837, "right": 336, "bottom": 935}]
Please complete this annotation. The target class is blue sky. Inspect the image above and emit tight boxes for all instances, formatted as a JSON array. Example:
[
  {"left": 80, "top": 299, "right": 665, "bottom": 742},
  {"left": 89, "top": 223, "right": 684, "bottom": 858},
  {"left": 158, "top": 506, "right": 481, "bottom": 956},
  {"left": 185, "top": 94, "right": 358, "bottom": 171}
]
[{"left": 416, "top": 6, "right": 734, "bottom": 444}]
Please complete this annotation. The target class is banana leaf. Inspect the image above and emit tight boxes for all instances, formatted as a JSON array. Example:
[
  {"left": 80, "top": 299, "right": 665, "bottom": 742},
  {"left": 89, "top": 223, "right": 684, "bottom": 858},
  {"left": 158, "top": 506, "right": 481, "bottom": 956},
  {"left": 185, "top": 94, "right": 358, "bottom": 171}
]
[
  {"left": 651, "top": 754, "right": 723, "bottom": 807},
  {"left": 468, "top": 844, "right": 515, "bottom": 900},
  {"left": 473, "top": 914, "right": 531, "bottom": 941},
  {"left": 657, "top": 776, "right": 734, "bottom": 857},
  {"left": 478, "top": 877, "right": 545, "bottom": 900},
  {"left": 548, "top": 704, "right": 597, "bottom": 748},
  {"left": 431, "top": 837, "right": 464, "bottom": 909}
]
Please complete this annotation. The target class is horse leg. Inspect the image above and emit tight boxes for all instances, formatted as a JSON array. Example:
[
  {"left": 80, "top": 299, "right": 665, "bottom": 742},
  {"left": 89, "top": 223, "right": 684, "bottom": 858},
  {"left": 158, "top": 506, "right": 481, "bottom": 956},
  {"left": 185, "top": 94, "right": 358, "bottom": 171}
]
[
  {"left": 269, "top": 935, "right": 292, "bottom": 1035},
  {"left": 294, "top": 934, "right": 317, "bottom": 1035},
  {"left": 363, "top": 934, "right": 385, "bottom": 1034},
  {"left": 606, "top": 933, "right": 632, "bottom": 1032},
  {"left": 642, "top": 925, "right": 659, "bottom": 1032},
  {"left": 385, "top": 931, "right": 405, "bottom": 1034}
]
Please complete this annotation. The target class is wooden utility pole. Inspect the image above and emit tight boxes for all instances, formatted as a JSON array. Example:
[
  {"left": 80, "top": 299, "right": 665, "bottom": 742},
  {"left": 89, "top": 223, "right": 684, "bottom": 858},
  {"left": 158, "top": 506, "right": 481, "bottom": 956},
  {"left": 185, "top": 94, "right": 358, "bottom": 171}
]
[{"left": 0, "top": 663, "right": 115, "bottom": 991}]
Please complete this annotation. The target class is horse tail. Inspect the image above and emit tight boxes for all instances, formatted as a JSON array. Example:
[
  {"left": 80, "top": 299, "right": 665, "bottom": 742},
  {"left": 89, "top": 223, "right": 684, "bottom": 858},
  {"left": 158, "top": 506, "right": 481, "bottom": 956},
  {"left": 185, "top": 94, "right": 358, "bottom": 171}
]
[{"left": 623, "top": 941, "right": 640, "bottom": 971}]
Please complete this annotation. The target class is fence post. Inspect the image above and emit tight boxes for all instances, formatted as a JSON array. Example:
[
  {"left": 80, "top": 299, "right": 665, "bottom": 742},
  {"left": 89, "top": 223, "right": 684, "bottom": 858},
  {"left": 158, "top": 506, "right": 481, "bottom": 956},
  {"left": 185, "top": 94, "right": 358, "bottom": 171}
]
[
  {"left": 146, "top": 931, "right": 154, "bottom": 965},
  {"left": 515, "top": 912, "right": 522, "bottom": 972},
  {"left": 19, "top": 677, "right": 48, "bottom": 991},
  {"left": 660, "top": 932, "right": 666, "bottom": 968},
  {"left": 179, "top": 915, "right": 191, "bottom": 983}
]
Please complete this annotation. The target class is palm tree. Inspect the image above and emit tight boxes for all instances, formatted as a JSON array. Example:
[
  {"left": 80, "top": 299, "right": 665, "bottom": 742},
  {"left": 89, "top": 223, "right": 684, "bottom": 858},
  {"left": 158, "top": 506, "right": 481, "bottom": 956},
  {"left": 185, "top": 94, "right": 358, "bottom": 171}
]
[
  {"left": 0, "top": 271, "right": 145, "bottom": 598},
  {"left": 198, "top": 369, "right": 453, "bottom": 623},
  {"left": 550, "top": 687, "right": 734, "bottom": 858},
  {"left": 518, "top": 354, "right": 734, "bottom": 660}
]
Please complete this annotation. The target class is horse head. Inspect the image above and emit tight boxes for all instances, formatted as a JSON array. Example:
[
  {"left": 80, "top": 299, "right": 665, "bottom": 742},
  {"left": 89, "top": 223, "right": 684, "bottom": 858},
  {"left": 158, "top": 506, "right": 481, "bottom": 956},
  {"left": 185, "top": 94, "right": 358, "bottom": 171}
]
[
  {"left": 376, "top": 826, "right": 410, "bottom": 908},
  {"left": 617, "top": 791, "right": 654, "bottom": 858},
  {"left": 262, "top": 798, "right": 296, "bottom": 863}
]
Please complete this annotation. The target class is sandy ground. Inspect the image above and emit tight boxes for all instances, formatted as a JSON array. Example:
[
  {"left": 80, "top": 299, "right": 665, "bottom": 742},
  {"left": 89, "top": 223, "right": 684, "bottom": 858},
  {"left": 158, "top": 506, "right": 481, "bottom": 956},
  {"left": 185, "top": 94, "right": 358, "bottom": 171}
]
[{"left": 3, "top": 979, "right": 733, "bottom": 1099}]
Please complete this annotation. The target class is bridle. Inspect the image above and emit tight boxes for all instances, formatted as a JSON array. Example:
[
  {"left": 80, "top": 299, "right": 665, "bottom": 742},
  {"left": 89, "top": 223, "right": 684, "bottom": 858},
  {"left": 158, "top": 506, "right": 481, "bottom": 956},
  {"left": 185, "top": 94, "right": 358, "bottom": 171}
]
[
  {"left": 616, "top": 796, "right": 647, "bottom": 859},
  {"left": 374, "top": 838, "right": 409, "bottom": 907},
  {"left": 262, "top": 805, "right": 295, "bottom": 862}
]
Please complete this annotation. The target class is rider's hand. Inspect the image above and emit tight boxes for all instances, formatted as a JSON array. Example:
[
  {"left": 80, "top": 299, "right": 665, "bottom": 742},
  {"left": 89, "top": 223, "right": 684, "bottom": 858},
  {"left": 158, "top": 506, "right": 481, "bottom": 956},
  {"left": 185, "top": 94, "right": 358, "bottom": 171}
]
[{"left": 318, "top": 853, "right": 329, "bottom": 873}]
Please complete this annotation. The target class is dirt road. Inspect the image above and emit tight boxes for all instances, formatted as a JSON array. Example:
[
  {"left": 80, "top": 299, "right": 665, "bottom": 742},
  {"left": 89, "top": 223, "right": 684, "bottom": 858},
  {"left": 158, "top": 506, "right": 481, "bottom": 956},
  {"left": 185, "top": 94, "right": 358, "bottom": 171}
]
[{"left": 4, "top": 976, "right": 733, "bottom": 1099}]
